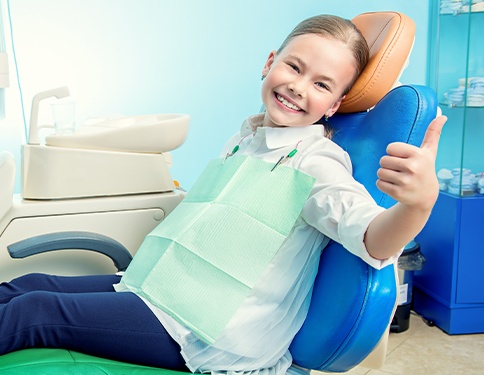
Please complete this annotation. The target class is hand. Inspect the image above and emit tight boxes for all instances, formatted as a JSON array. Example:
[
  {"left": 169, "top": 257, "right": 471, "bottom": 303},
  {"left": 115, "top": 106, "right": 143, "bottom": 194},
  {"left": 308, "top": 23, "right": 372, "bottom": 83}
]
[{"left": 376, "top": 115, "right": 447, "bottom": 210}]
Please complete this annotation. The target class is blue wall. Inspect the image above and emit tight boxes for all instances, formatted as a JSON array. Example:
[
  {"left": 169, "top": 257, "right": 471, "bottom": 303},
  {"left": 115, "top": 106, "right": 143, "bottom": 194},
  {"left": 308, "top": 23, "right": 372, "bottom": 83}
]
[{"left": 1, "top": 0, "right": 431, "bottom": 190}]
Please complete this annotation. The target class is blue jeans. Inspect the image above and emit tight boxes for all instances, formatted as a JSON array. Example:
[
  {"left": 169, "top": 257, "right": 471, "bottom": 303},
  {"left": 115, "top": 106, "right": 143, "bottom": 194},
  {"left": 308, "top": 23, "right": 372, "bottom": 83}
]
[{"left": 0, "top": 273, "right": 188, "bottom": 371}]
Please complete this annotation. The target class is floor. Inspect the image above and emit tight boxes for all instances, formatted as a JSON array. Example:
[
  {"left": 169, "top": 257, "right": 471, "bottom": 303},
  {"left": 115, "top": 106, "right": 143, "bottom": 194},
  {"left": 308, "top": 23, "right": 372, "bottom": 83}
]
[{"left": 313, "top": 312, "right": 484, "bottom": 375}]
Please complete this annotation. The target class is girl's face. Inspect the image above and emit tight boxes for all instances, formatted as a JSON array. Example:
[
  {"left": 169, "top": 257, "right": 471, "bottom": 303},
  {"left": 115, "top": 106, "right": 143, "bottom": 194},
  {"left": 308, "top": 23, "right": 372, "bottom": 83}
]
[{"left": 261, "top": 33, "right": 357, "bottom": 128}]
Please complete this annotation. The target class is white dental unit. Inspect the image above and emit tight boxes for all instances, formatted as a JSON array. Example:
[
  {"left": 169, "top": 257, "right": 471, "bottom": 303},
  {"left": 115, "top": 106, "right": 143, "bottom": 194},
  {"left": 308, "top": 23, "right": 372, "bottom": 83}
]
[{"left": 0, "top": 87, "right": 189, "bottom": 282}]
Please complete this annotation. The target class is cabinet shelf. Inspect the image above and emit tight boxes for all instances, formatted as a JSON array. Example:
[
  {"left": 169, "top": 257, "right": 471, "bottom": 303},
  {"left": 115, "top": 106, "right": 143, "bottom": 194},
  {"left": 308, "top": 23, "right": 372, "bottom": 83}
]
[
  {"left": 440, "top": 10, "right": 484, "bottom": 15},
  {"left": 440, "top": 102, "right": 484, "bottom": 108}
]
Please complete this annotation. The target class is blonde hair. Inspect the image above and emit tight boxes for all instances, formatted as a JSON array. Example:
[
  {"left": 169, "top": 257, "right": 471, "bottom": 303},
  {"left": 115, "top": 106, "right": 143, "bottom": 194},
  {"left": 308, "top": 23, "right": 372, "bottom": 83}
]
[{"left": 277, "top": 15, "right": 369, "bottom": 96}]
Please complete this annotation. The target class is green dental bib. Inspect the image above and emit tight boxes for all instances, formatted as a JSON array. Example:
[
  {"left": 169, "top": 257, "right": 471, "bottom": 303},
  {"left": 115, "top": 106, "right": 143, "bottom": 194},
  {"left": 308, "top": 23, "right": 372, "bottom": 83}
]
[{"left": 120, "top": 155, "right": 315, "bottom": 344}]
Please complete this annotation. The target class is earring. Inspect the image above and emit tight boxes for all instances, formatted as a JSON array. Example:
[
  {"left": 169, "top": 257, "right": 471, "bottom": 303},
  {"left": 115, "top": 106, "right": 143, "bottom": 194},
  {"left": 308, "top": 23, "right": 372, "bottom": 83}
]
[
  {"left": 261, "top": 75, "right": 265, "bottom": 81},
  {"left": 324, "top": 114, "right": 329, "bottom": 122}
]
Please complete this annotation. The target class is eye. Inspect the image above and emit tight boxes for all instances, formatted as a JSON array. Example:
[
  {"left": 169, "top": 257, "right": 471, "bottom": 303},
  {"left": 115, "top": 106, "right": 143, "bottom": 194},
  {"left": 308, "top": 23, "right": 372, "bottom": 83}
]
[
  {"left": 316, "top": 82, "right": 330, "bottom": 91},
  {"left": 287, "top": 62, "right": 300, "bottom": 73}
]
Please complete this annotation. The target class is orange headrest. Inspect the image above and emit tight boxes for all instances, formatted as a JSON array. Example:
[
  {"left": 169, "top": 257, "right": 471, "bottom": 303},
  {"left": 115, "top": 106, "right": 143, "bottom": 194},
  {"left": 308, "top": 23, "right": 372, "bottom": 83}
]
[{"left": 338, "top": 11, "right": 416, "bottom": 113}]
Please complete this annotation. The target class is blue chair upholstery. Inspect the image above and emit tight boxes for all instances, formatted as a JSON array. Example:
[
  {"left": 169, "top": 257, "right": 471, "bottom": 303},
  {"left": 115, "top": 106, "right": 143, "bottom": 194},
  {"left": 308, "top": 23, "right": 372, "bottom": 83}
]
[
  {"left": 0, "top": 12, "right": 438, "bottom": 375},
  {"left": 290, "top": 84, "right": 437, "bottom": 372}
]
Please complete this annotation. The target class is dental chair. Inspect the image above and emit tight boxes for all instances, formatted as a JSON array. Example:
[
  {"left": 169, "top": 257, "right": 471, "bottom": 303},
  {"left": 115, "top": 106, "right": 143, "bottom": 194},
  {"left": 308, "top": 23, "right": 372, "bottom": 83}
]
[{"left": 0, "top": 11, "right": 437, "bottom": 374}]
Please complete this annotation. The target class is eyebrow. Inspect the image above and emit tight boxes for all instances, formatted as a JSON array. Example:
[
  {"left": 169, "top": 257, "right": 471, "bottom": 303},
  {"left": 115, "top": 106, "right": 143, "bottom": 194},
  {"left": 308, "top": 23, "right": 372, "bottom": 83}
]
[{"left": 288, "top": 54, "right": 337, "bottom": 88}]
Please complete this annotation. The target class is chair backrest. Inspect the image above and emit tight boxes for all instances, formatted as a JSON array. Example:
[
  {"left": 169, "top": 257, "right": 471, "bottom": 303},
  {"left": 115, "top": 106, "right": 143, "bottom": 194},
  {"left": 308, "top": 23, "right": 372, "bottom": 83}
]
[{"left": 288, "top": 12, "right": 438, "bottom": 373}]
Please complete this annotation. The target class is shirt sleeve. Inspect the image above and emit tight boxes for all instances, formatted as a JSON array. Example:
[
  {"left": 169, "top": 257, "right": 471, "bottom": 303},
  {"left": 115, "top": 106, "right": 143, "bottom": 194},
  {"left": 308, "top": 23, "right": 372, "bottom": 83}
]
[{"left": 298, "top": 139, "right": 399, "bottom": 269}]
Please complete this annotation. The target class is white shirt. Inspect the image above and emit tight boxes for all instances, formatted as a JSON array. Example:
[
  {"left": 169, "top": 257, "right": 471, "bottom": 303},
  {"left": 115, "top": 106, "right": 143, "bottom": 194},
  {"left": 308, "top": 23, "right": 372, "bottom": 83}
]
[{"left": 124, "top": 114, "right": 396, "bottom": 375}]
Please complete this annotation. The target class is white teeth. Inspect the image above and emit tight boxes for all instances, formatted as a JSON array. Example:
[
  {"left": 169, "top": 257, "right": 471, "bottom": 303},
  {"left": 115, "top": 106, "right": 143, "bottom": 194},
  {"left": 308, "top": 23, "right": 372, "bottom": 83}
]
[{"left": 276, "top": 94, "right": 300, "bottom": 111}]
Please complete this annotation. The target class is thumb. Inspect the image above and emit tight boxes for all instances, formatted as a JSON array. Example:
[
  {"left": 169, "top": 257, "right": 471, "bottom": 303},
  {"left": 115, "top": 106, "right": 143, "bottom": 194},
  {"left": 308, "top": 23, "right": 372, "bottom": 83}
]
[{"left": 420, "top": 115, "right": 447, "bottom": 154}]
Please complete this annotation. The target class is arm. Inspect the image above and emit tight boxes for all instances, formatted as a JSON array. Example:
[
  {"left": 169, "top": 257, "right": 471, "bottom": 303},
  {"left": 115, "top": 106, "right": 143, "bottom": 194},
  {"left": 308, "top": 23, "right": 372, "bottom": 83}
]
[{"left": 364, "top": 115, "right": 447, "bottom": 260}]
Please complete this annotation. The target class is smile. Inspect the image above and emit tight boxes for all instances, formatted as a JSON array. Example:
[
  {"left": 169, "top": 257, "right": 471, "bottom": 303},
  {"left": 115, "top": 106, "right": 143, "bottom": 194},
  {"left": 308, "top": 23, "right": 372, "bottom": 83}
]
[{"left": 276, "top": 93, "right": 301, "bottom": 111}]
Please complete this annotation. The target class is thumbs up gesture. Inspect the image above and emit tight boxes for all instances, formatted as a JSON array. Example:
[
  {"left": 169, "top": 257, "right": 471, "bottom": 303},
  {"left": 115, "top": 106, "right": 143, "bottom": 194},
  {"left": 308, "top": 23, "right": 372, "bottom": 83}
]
[{"left": 376, "top": 115, "right": 447, "bottom": 210}]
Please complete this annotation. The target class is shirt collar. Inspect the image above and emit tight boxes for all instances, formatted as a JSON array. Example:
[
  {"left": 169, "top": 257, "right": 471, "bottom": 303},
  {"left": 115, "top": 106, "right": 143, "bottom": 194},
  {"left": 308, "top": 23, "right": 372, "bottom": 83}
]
[{"left": 240, "top": 113, "right": 326, "bottom": 150}]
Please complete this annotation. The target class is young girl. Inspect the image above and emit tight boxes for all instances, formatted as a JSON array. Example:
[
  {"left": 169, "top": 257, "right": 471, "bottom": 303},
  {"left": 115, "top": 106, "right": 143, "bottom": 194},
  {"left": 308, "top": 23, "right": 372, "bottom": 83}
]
[{"left": 0, "top": 14, "right": 445, "bottom": 375}]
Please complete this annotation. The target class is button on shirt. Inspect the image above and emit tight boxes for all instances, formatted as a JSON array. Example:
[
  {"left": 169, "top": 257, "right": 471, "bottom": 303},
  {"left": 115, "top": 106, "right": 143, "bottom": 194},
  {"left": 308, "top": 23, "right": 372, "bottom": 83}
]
[{"left": 137, "top": 114, "right": 395, "bottom": 375}]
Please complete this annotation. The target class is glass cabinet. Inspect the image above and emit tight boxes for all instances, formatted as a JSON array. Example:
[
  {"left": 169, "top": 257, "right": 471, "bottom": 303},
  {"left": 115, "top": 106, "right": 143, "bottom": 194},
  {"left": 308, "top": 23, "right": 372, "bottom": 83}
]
[
  {"left": 413, "top": 0, "right": 484, "bottom": 335},
  {"left": 429, "top": 1, "right": 484, "bottom": 197}
]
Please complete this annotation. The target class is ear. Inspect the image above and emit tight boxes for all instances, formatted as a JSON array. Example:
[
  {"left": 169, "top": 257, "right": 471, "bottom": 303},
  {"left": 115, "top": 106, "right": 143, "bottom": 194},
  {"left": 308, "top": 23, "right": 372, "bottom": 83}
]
[
  {"left": 327, "top": 95, "right": 346, "bottom": 117},
  {"left": 262, "top": 50, "right": 277, "bottom": 77}
]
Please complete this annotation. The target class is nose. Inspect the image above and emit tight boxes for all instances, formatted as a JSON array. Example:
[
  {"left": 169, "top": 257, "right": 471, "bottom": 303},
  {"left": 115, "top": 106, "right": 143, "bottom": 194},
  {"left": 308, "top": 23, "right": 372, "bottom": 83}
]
[{"left": 288, "top": 78, "right": 307, "bottom": 98}]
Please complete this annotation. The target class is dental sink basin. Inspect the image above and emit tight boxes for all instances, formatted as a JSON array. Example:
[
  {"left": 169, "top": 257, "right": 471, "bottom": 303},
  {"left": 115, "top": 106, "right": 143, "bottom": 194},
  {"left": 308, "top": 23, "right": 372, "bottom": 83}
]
[
  {"left": 45, "top": 114, "right": 189, "bottom": 153},
  {"left": 22, "top": 113, "right": 190, "bottom": 200}
]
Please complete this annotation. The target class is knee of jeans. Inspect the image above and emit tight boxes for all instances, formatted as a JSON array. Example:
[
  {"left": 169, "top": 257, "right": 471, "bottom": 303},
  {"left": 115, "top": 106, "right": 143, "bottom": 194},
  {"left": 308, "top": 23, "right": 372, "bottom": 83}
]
[
  {"left": 12, "top": 290, "right": 61, "bottom": 320},
  {"left": 10, "top": 273, "right": 49, "bottom": 285}
]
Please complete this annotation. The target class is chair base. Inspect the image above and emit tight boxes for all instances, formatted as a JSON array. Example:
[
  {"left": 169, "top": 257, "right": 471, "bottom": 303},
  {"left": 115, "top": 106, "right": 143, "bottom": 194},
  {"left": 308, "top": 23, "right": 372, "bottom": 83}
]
[{"left": 390, "top": 303, "right": 411, "bottom": 333}]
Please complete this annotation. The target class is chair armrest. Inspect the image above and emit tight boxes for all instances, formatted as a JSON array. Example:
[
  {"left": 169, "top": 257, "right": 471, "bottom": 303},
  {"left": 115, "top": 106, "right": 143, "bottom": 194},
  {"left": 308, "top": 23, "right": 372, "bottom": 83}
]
[{"left": 7, "top": 231, "right": 133, "bottom": 272}]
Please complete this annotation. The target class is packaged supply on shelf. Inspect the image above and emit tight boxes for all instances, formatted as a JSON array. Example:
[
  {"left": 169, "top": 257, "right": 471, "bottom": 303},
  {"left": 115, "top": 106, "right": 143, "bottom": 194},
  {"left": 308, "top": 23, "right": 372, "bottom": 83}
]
[
  {"left": 441, "top": 0, "right": 464, "bottom": 14},
  {"left": 469, "top": 77, "right": 484, "bottom": 90},
  {"left": 441, "top": 0, "right": 484, "bottom": 14},
  {"left": 444, "top": 77, "right": 484, "bottom": 106},
  {"left": 444, "top": 87, "right": 465, "bottom": 106},
  {"left": 463, "top": 0, "right": 484, "bottom": 12},
  {"left": 437, "top": 168, "right": 453, "bottom": 191},
  {"left": 447, "top": 168, "right": 478, "bottom": 196},
  {"left": 478, "top": 173, "right": 484, "bottom": 194},
  {"left": 438, "top": 168, "right": 483, "bottom": 196}
]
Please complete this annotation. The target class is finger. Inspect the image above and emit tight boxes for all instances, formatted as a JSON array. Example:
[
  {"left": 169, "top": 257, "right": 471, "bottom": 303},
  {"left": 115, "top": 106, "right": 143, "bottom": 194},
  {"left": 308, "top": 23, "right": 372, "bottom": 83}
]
[
  {"left": 376, "top": 178, "right": 406, "bottom": 201},
  {"left": 420, "top": 115, "right": 447, "bottom": 153},
  {"left": 385, "top": 142, "right": 416, "bottom": 159},
  {"left": 377, "top": 167, "right": 402, "bottom": 185},
  {"left": 380, "top": 154, "right": 404, "bottom": 173}
]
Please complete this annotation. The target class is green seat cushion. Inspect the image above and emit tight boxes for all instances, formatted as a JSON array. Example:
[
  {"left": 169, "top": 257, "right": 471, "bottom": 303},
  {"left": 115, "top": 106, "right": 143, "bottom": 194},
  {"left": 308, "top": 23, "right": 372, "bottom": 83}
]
[{"left": 0, "top": 348, "right": 181, "bottom": 374}]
